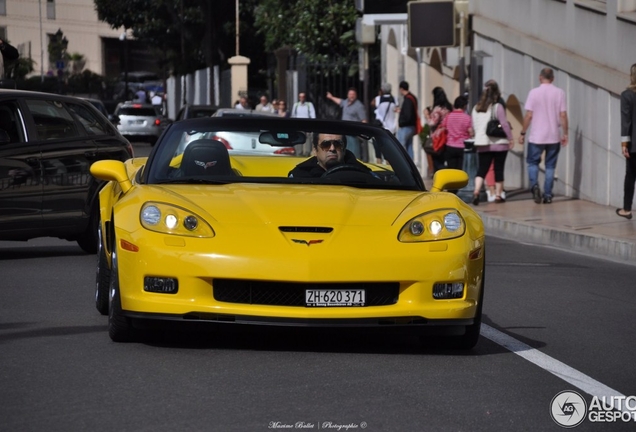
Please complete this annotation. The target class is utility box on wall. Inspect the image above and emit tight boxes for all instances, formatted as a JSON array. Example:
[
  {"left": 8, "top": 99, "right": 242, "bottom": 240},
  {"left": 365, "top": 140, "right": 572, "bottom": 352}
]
[{"left": 355, "top": 18, "right": 376, "bottom": 44}]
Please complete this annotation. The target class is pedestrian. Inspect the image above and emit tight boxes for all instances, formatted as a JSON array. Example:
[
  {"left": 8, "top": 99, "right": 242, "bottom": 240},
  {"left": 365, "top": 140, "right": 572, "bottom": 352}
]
[
  {"left": 617, "top": 62, "right": 636, "bottom": 220},
  {"left": 277, "top": 100, "right": 290, "bottom": 118},
  {"left": 518, "top": 67, "right": 569, "bottom": 204},
  {"left": 372, "top": 82, "right": 397, "bottom": 163},
  {"left": 150, "top": 91, "right": 164, "bottom": 115},
  {"left": 442, "top": 95, "right": 473, "bottom": 172},
  {"left": 471, "top": 80, "right": 514, "bottom": 205},
  {"left": 396, "top": 81, "right": 420, "bottom": 160},
  {"left": 326, "top": 88, "right": 367, "bottom": 159},
  {"left": 235, "top": 96, "right": 250, "bottom": 110},
  {"left": 424, "top": 87, "right": 452, "bottom": 172},
  {"left": 484, "top": 80, "right": 509, "bottom": 202},
  {"left": 134, "top": 88, "right": 148, "bottom": 104},
  {"left": 291, "top": 92, "right": 316, "bottom": 155},
  {"left": 291, "top": 92, "right": 316, "bottom": 119},
  {"left": 255, "top": 95, "right": 275, "bottom": 113},
  {"left": 0, "top": 38, "right": 19, "bottom": 80}
]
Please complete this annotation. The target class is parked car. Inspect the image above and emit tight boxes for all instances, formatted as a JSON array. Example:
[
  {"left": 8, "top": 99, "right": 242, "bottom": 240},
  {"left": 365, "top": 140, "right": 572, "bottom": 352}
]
[
  {"left": 175, "top": 104, "right": 219, "bottom": 120},
  {"left": 0, "top": 89, "right": 133, "bottom": 253},
  {"left": 90, "top": 117, "right": 485, "bottom": 349},
  {"left": 212, "top": 108, "right": 278, "bottom": 118},
  {"left": 82, "top": 97, "right": 120, "bottom": 126},
  {"left": 114, "top": 102, "right": 170, "bottom": 145}
]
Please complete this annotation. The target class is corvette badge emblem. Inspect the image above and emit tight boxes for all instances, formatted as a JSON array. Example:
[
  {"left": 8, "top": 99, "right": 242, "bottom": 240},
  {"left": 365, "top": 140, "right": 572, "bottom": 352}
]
[
  {"left": 291, "top": 239, "right": 324, "bottom": 246},
  {"left": 195, "top": 160, "right": 218, "bottom": 169}
]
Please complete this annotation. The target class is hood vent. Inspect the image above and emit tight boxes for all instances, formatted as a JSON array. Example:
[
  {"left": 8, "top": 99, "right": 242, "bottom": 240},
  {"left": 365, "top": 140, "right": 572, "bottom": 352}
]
[{"left": 279, "top": 226, "right": 333, "bottom": 233}]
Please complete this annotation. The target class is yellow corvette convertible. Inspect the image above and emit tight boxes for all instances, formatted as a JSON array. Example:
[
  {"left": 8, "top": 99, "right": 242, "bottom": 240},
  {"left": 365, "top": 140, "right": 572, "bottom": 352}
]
[{"left": 91, "top": 117, "right": 485, "bottom": 348}]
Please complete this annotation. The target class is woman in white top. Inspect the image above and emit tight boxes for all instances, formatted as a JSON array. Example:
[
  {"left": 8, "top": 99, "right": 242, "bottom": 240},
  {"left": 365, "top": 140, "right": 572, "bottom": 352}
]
[{"left": 471, "top": 80, "right": 514, "bottom": 204}]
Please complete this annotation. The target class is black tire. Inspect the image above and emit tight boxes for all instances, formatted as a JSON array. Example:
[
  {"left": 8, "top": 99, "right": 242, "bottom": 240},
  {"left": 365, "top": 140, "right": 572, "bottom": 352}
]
[
  {"left": 108, "top": 249, "right": 134, "bottom": 342},
  {"left": 95, "top": 223, "right": 110, "bottom": 315},
  {"left": 446, "top": 259, "right": 485, "bottom": 350},
  {"left": 421, "top": 258, "right": 485, "bottom": 350},
  {"left": 77, "top": 205, "right": 99, "bottom": 254}
]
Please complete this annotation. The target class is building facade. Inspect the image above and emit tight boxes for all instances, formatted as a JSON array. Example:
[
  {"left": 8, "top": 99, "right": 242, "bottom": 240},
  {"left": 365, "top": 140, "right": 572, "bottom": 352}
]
[
  {"left": 379, "top": 0, "right": 636, "bottom": 207},
  {"left": 0, "top": 0, "right": 124, "bottom": 77}
]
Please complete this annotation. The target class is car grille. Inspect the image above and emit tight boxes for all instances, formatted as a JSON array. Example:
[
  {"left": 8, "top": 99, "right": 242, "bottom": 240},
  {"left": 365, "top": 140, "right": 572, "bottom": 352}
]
[{"left": 213, "top": 279, "right": 399, "bottom": 307}]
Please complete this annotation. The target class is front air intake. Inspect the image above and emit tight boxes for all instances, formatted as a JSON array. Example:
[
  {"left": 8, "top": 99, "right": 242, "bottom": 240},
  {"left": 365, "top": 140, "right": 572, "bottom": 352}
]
[{"left": 279, "top": 226, "right": 333, "bottom": 233}]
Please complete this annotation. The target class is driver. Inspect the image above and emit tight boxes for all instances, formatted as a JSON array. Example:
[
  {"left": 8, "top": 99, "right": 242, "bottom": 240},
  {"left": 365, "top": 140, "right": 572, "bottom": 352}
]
[{"left": 288, "top": 133, "right": 371, "bottom": 178}]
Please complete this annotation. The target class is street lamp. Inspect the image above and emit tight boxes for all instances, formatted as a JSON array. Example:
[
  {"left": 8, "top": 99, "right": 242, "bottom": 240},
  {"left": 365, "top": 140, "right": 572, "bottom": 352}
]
[{"left": 119, "top": 32, "right": 129, "bottom": 100}]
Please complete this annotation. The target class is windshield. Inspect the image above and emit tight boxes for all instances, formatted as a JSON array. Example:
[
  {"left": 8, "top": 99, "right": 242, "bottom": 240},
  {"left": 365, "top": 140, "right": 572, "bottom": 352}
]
[{"left": 144, "top": 118, "right": 423, "bottom": 191}]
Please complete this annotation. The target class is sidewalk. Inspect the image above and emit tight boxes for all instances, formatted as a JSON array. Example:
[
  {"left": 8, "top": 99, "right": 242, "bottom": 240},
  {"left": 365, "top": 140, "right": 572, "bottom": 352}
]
[{"left": 470, "top": 189, "right": 636, "bottom": 266}]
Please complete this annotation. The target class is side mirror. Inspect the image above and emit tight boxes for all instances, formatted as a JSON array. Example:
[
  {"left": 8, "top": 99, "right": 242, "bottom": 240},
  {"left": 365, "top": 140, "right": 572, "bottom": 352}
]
[
  {"left": 108, "top": 114, "right": 120, "bottom": 125},
  {"left": 430, "top": 169, "right": 469, "bottom": 192}
]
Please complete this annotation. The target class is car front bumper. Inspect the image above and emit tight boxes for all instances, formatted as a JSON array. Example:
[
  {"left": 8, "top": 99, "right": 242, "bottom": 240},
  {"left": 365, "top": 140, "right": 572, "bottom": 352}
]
[{"left": 113, "top": 227, "right": 485, "bottom": 326}]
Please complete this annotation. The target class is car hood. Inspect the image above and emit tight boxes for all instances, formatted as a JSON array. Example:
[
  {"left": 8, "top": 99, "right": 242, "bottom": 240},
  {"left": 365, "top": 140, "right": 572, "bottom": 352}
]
[{"left": 146, "top": 183, "right": 437, "bottom": 227}]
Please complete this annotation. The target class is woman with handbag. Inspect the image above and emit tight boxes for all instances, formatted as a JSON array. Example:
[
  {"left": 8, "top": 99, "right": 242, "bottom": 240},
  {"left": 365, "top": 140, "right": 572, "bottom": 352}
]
[
  {"left": 471, "top": 80, "right": 514, "bottom": 204},
  {"left": 424, "top": 87, "right": 452, "bottom": 174}
]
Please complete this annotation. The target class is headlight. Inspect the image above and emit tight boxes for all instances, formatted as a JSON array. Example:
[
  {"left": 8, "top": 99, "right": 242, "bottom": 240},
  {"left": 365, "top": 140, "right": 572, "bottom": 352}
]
[
  {"left": 398, "top": 209, "right": 465, "bottom": 242},
  {"left": 140, "top": 202, "right": 215, "bottom": 237}
]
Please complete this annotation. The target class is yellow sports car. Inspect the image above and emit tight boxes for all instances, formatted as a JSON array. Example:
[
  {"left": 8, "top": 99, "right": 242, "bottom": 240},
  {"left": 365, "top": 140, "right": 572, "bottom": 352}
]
[{"left": 91, "top": 117, "right": 485, "bottom": 349}]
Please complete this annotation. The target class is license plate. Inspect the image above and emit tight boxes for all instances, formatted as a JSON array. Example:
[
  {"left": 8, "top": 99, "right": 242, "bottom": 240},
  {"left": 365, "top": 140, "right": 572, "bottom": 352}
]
[
  {"left": 129, "top": 120, "right": 145, "bottom": 125},
  {"left": 305, "top": 289, "right": 365, "bottom": 307}
]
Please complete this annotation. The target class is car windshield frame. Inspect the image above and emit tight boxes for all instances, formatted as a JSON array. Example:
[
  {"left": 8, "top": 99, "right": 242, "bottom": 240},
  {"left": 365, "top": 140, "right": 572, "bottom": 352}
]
[{"left": 142, "top": 117, "right": 425, "bottom": 191}]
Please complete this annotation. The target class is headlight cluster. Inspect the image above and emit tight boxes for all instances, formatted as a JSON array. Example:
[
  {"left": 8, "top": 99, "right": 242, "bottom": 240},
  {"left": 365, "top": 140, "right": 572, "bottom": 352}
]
[
  {"left": 140, "top": 202, "right": 215, "bottom": 237},
  {"left": 398, "top": 209, "right": 465, "bottom": 242}
]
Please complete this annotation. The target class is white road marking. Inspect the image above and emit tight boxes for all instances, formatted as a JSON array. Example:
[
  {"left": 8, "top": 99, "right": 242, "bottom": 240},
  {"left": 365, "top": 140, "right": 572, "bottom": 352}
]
[{"left": 481, "top": 324, "right": 632, "bottom": 415}]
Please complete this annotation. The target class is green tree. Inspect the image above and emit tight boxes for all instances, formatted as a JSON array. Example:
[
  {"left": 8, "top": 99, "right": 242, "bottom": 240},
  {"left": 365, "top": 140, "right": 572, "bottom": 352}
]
[
  {"left": 5, "top": 57, "right": 36, "bottom": 80},
  {"left": 253, "top": 0, "right": 358, "bottom": 63},
  {"left": 48, "top": 28, "right": 69, "bottom": 67},
  {"left": 94, "top": 0, "right": 212, "bottom": 75}
]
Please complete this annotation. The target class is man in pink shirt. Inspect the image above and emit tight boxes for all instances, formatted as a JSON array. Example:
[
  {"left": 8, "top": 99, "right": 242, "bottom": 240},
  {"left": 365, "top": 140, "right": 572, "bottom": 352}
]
[{"left": 518, "top": 67, "right": 569, "bottom": 204}]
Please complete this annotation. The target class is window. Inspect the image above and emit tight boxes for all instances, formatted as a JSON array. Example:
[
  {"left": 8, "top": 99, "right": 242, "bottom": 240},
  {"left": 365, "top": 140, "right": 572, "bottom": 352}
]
[
  {"left": 0, "top": 27, "right": 6, "bottom": 41},
  {"left": 619, "top": 0, "right": 636, "bottom": 13},
  {"left": 25, "top": 99, "right": 79, "bottom": 141},
  {"left": 0, "top": 101, "right": 26, "bottom": 144},
  {"left": 0, "top": 0, "right": 6, "bottom": 16},
  {"left": 47, "top": 0, "right": 55, "bottom": 20},
  {"left": 67, "top": 103, "right": 109, "bottom": 136}
]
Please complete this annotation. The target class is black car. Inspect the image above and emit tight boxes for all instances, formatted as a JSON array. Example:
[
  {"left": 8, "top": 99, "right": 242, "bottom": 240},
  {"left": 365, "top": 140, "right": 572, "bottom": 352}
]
[
  {"left": 0, "top": 90, "right": 133, "bottom": 253},
  {"left": 175, "top": 104, "right": 219, "bottom": 120}
]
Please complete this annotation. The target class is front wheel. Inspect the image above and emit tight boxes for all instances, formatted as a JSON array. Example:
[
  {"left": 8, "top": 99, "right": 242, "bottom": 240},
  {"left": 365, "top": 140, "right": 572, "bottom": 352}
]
[
  {"left": 95, "top": 222, "right": 110, "bottom": 315},
  {"left": 421, "top": 259, "right": 485, "bottom": 350},
  {"left": 108, "top": 249, "right": 134, "bottom": 342},
  {"left": 77, "top": 206, "right": 99, "bottom": 254}
]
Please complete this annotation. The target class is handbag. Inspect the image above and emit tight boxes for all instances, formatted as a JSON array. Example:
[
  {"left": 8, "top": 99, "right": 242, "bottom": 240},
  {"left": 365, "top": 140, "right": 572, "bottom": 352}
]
[
  {"left": 432, "top": 126, "right": 448, "bottom": 153},
  {"left": 486, "top": 103, "right": 507, "bottom": 138},
  {"left": 423, "top": 136, "right": 437, "bottom": 155}
]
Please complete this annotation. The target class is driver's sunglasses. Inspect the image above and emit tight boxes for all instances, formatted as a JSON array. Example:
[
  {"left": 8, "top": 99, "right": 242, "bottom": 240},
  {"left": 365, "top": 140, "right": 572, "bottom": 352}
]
[{"left": 318, "top": 139, "right": 345, "bottom": 151}]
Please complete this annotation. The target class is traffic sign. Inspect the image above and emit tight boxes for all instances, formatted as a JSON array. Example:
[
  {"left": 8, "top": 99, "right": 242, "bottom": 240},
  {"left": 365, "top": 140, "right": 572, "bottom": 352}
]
[
  {"left": 356, "top": 0, "right": 410, "bottom": 14},
  {"left": 408, "top": 0, "right": 456, "bottom": 48}
]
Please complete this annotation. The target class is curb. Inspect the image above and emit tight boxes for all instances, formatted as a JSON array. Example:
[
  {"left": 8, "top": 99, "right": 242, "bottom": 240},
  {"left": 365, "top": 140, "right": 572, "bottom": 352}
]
[{"left": 480, "top": 213, "right": 636, "bottom": 266}]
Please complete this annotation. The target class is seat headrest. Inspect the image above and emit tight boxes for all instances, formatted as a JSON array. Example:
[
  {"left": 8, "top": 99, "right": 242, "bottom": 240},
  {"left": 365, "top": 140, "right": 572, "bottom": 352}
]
[{"left": 181, "top": 139, "right": 234, "bottom": 177}]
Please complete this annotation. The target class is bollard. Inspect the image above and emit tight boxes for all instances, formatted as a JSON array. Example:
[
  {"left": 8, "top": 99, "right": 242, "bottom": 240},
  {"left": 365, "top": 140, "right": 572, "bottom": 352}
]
[{"left": 457, "top": 139, "right": 485, "bottom": 203}]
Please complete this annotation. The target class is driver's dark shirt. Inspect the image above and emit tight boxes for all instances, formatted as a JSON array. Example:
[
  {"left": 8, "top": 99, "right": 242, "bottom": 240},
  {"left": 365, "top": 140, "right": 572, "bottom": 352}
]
[{"left": 288, "top": 150, "right": 370, "bottom": 178}]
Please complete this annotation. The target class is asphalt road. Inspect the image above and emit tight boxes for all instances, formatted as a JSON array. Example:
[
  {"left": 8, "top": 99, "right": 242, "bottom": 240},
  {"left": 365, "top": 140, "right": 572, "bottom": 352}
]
[
  {"left": 1, "top": 142, "right": 635, "bottom": 431},
  {"left": 1, "top": 232, "right": 635, "bottom": 431}
]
